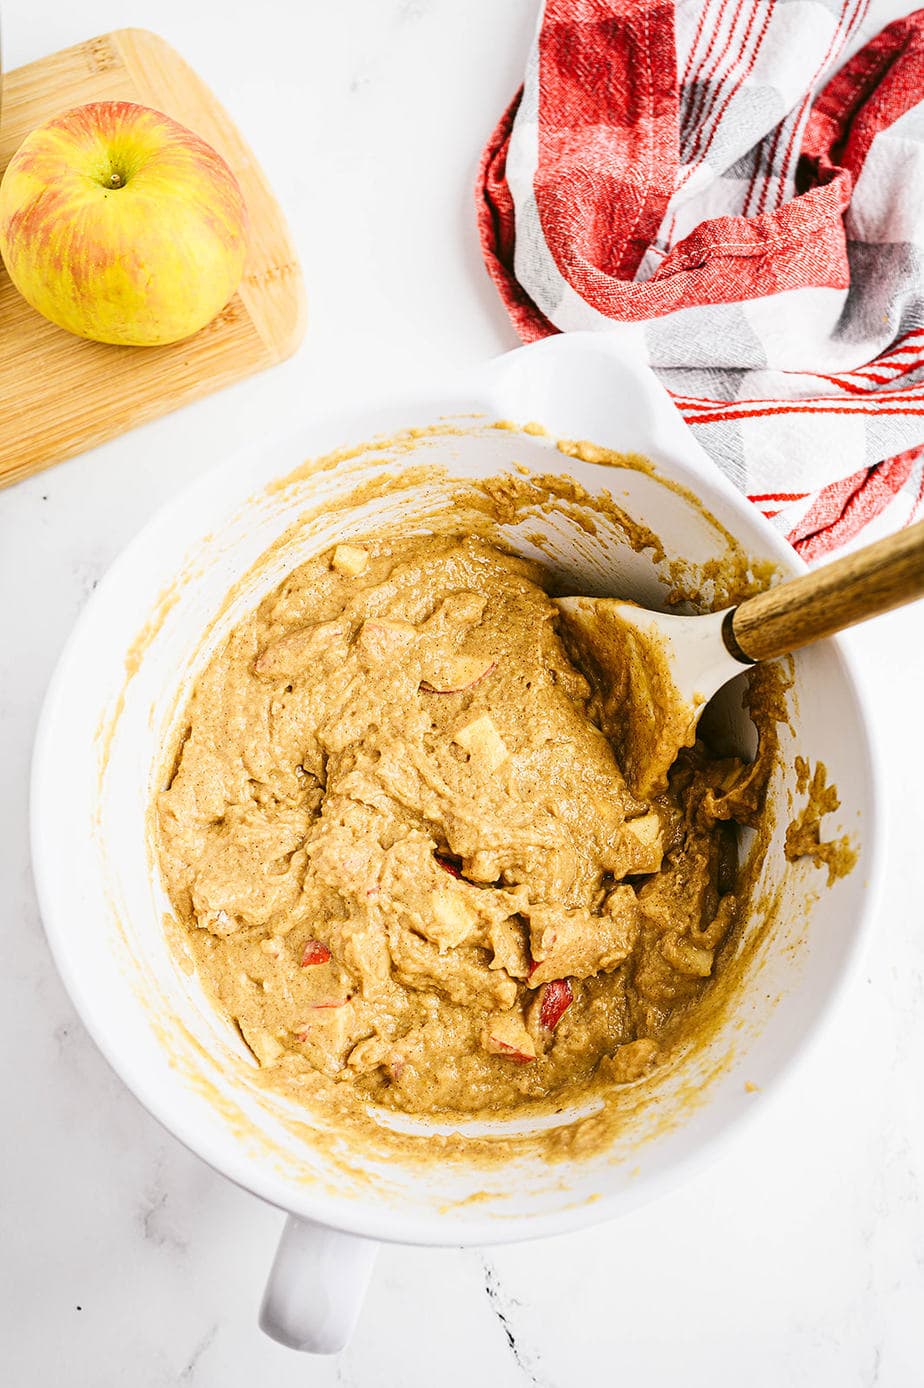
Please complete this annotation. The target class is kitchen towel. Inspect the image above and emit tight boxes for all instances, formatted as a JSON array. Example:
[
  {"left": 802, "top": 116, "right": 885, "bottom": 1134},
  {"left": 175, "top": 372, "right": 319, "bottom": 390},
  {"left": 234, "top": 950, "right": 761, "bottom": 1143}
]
[{"left": 478, "top": 0, "right": 924, "bottom": 559}]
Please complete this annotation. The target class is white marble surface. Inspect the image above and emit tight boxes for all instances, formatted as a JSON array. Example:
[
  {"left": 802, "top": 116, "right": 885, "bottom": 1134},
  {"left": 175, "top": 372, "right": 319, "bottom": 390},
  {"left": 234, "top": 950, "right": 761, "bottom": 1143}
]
[{"left": 1, "top": 1, "right": 923, "bottom": 1382}]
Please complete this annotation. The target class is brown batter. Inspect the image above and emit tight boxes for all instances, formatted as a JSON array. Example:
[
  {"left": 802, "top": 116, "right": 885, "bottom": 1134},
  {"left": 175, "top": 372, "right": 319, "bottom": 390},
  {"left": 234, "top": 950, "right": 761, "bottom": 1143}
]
[
  {"left": 157, "top": 532, "right": 775, "bottom": 1117},
  {"left": 785, "top": 755, "right": 858, "bottom": 886}
]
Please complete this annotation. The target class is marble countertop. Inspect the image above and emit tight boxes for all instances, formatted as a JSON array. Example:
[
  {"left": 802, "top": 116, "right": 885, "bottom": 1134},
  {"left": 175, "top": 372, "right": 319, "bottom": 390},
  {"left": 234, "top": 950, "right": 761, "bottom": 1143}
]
[{"left": 2, "top": 1, "right": 923, "bottom": 1383}]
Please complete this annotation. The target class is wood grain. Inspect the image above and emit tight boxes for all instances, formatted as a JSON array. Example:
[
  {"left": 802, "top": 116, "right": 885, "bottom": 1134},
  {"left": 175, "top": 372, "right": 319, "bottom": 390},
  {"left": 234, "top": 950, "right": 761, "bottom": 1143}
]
[
  {"left": 731, "top": 519, "right": 924, "bottom": 662},
  {"left": 0, "top": 29, "right": 307, "bottom": 488}
]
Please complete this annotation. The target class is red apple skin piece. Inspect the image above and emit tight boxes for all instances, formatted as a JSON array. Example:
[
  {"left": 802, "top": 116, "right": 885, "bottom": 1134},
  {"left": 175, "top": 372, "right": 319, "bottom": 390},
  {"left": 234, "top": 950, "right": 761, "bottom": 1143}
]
[
  {"left": 420, "top": 659, "right": 497, "bottom": 694},
  {"left": 296, "top": 998, "right": 351, "bottom": 1036},
  {"left": 388, "top": 1054, "right": 406, "bottom": 1083},
  {"left": 538, "top": 979, "right": 573, "bottom": 1031},
  {"left": 492, "top": 1039, "right": 536, "bottom": 1064},
  {"left": 483, "top": 1012, "right": 537, "bottom": 1062},
  {"left": 434, "top": 854, "right": 462, "bottom": 878},
  {"left": 300, "top": 940, "right": 332, "bottom": 966}
]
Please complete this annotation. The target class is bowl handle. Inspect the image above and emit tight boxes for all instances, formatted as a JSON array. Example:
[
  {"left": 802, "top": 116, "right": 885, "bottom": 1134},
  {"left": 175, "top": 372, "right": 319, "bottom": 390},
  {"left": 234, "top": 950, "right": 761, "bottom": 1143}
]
[{"left": 259, "top": 1215, "right": 379, "bottom": 1354}]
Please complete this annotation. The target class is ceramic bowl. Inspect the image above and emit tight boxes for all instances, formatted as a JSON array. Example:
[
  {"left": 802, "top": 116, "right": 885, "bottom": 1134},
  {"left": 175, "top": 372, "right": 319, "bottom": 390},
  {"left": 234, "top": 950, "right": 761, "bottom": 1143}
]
[{"left": 31, "top": 333, "right": 880, "bottom": 1353}]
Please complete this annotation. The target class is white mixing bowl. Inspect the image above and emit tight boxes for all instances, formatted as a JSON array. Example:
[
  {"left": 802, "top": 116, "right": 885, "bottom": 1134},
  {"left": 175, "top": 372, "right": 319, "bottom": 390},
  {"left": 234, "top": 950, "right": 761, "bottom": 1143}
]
[{"left": 31, "top": 334, "right": 880, "bottom": 1353}]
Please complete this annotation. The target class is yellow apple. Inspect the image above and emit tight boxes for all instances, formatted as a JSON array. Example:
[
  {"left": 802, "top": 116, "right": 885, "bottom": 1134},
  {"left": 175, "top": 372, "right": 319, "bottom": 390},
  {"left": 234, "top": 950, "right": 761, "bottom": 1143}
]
[{"left": 0, "top": 100, "right": 248, "bottom": 346}]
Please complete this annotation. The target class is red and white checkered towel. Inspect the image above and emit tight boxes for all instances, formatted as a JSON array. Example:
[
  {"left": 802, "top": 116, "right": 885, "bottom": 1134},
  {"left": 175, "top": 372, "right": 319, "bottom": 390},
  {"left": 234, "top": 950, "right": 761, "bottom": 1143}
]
[{"left": 478, "top": 1, "right": 924, "bottom": 559}]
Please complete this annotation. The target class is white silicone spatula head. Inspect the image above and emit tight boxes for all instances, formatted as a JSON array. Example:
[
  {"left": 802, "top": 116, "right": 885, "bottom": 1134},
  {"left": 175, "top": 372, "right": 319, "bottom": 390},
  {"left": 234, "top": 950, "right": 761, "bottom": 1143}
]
[{"left": 555, "top": 518, "right": 924, "bottom": 797}]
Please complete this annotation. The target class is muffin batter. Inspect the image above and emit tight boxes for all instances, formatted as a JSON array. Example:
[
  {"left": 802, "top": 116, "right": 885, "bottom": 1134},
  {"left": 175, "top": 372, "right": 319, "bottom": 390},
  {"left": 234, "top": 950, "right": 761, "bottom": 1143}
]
[{"left": 157, "top": 533, "right": 770, "bottom": 1116}]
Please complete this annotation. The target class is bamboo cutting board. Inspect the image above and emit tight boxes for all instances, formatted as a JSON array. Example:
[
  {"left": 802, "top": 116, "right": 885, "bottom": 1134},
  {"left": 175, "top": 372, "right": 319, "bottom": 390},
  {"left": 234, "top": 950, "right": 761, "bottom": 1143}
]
[{"left": 0, "top": 29, "right": 306, "bottom": 487}]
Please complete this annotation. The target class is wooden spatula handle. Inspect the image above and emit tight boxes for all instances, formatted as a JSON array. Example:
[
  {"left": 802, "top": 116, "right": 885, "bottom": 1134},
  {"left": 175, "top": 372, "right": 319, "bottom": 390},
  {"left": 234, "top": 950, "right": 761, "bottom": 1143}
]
[{"left": 729, "top": 518, "right": 924, "bottom": 664}]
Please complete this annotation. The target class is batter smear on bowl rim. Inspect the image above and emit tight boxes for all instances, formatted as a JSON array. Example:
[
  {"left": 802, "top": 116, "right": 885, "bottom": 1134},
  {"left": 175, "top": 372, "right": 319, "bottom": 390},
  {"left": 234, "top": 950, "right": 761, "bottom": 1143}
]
[{"left": 157, "top": 530, "right": 785, "bottom": 1117}]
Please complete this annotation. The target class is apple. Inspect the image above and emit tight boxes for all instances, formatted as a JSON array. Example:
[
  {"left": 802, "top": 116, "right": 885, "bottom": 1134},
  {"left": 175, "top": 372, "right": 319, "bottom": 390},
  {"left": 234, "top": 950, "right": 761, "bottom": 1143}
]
[
  {"left": 452, "top": 713, "right": 509, "bottom": 771},
  {"left": 482, "top": 1011, "right": 537, "bottom": 1063},
  {"left": 331, "top": 545, "right": 370, "bottom": 577},
  {"left": 527, "top": 898, "right": 635, "bottom": 984},
  {"left": 0, "top": 101, "right": 248, "bottom": 345},
  {"left": 357, "top": 618, "right": 417, "bottom": 664},
  {"left": 295, "top": 997, "right": 352, "bottom": 1035},
  {"left": 254, "top": 620, "right": 345, "bottom": 678},
  {"left": 300, "top": 940, "right": 332, "bottom": 967},
  {"left": 537, "top": 978, "right": 573, "bottom": 1030},
  {"left": 420, "top": 656, "right": 497, "bottom": 693},
  {"left": 426, "top": 885, "right": 479, "bottom": 948}
]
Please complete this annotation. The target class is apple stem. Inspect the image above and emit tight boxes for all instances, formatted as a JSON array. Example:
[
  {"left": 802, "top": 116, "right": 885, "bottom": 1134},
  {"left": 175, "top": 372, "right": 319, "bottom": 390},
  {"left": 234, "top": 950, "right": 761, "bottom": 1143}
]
[{"left": 108, "top": 172, "right": 123, "bottom": 189}]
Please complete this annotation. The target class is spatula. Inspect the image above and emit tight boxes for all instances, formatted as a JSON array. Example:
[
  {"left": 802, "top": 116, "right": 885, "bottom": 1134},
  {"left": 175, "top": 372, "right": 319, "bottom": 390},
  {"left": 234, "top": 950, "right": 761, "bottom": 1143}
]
[{"left": 555, "top": 518, "right": 924, "bottom": 798}]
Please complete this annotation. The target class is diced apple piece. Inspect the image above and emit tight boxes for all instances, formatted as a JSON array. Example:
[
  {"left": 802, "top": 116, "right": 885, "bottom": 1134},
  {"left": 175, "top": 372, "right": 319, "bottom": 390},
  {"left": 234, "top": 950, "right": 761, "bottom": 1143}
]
[
  {"left": 240, "top": 1024, "right": 284, "bottom": 1066},
  {"left": 254, "top": 621, "right": 345, "bottom": 678},
  {"left": 526, "top": 978, "right": 574, "bottom": 1041},
  {"left": 420, "top": 656, "right": 497, "bottom": 694},
  {"left": 331, "top": 544, "right": 369, "bottom": 577},
  {"left": 201, "top": 908, "right": 240, "bottom": 937},
  {"left": 602, "top": 1038, "right": 660, "bottom": 1083},
  {"left": 345, "top": 1032, "right": 393, "bottom": 1074},
  {"left": 346, "top": 1035, "right": 409, "bottom": 1085},
  {"left": 442, "top": 592, "right": 486, "bottom": 625},
  {"left": 538, "top": 979, "right": 573, "bottom": 1030},
  {"left": 622, "top": 812, "right": 664, "bottom": 873},
  {"left": 453, "top": 713, "right": 508, "bottom": 772},
  {"left": 426, "top": 886, "right": 479, "bottom": 949},
  {"left": 294, "top": 1000, "right": 355, "bottom": 1070},
  {"left": 527, "top": 893, "right": 638, "bottom": 985},
  {"left": 357, "top": 618, "right": 417, "bottom": 664},
  {"left": 625, "top": 812, "right": 661, "bottom": 847},
  {"left": 594, "top": 801, "right": 665, "bottom": 877},
  {"left": 660, "top": 932, "right": 714, "bottom": 977},
  {"left": 482, "top": 1011, "right": 537, "bottom": 1063},
  {"left": 300, "top": 939, "right": 332, "bottom": 967},
  {"left": 465, "top": 849, "right": 502, "bottom": 883},
  {"left": 339, "top": 920, "right": 394, "bottom": 999},
  {"left": 295, "top": 999, "right": 352, "bottom": 1040},
  {"left": 486, "top": 917, "right": 531, "bottom": 978}
]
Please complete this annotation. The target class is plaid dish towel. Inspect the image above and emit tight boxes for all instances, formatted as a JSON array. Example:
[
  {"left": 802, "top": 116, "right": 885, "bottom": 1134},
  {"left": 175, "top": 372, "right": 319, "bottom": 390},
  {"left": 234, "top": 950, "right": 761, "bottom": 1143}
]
[{"left": 478, "top": 0, "right": 924, "bottom": 559}]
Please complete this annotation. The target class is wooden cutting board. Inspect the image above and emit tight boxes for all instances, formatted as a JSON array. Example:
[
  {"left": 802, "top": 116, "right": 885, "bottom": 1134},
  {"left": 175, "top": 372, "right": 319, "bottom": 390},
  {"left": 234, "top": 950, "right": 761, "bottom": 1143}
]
[{"left": 0, "top": 29, "right": 307, "bottom": 488}]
